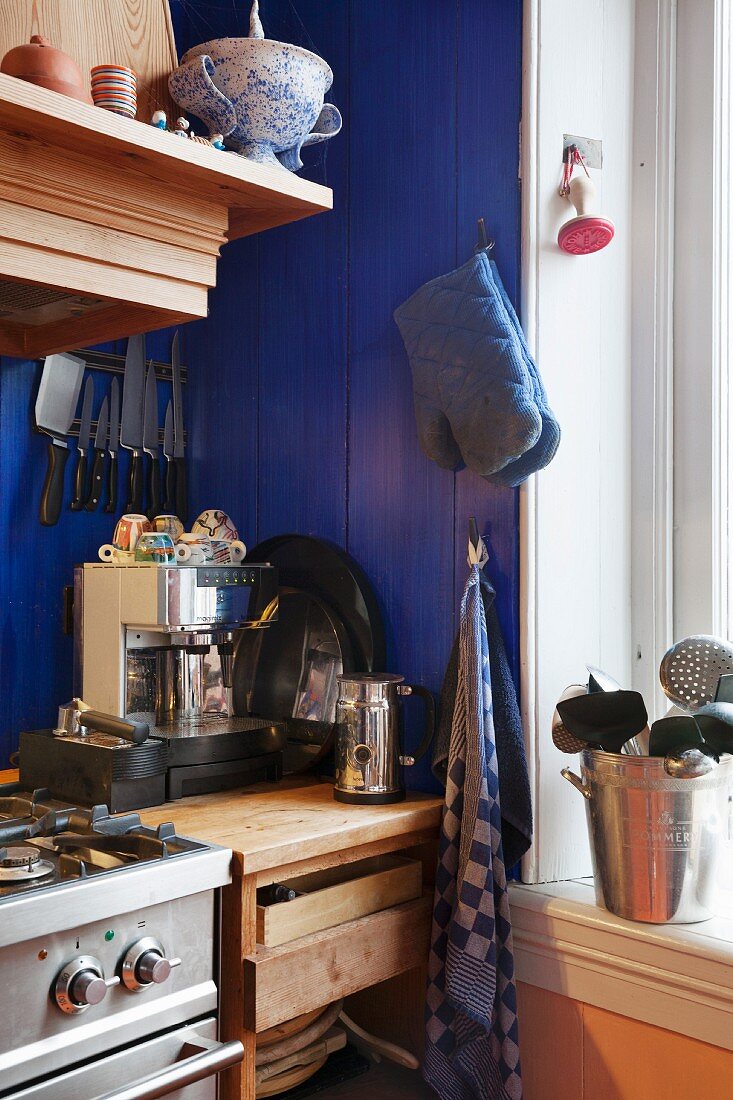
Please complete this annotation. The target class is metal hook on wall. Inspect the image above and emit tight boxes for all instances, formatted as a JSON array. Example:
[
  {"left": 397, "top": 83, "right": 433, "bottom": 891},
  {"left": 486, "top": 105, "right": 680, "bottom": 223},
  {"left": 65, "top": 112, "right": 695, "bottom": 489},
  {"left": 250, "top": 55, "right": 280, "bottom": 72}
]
[{"left": 474, "top": 217, "right": 496, "bottom": 257}]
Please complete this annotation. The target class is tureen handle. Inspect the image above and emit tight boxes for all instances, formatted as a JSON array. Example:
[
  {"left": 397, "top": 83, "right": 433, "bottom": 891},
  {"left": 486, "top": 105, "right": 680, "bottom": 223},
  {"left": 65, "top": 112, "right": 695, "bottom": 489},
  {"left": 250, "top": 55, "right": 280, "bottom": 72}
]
[{"left": 168, "top": 54, "right": 237, "bottom": 139}]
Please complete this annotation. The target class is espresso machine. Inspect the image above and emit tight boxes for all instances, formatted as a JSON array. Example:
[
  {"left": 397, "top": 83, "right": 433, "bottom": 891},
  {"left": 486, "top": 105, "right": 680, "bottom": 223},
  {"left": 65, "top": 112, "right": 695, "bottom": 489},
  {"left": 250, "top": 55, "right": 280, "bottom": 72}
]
[{"left": 63, "top": 561, "right": 284, "bottom": 801}]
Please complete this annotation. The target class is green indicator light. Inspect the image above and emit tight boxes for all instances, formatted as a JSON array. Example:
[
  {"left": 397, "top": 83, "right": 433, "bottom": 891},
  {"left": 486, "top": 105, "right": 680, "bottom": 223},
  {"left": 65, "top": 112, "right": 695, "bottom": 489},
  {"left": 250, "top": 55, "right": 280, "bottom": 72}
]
[{"left": 104, "top": 930, "right": 115, "bottom": 942}]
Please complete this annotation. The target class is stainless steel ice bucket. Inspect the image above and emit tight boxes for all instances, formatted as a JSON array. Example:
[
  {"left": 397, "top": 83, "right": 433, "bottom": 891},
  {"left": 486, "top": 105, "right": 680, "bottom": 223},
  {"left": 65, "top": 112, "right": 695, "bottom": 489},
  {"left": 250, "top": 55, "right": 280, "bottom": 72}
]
[{"left": 563, "top": 749, "right": 733, "bottom": 923}]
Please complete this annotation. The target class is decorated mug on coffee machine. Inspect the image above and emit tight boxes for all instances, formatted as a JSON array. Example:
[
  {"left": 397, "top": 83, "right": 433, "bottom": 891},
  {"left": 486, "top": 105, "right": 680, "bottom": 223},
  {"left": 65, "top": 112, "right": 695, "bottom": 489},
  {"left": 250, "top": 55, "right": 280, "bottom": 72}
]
[
  {"left": 134, "top": 532, "right": 176, "bottom": 564},
  {"left": 113, "top": 513, "right": 152, "bottom": 553},
  {"left": 151, "top": 513, "right": 184, "bottom": 542}
]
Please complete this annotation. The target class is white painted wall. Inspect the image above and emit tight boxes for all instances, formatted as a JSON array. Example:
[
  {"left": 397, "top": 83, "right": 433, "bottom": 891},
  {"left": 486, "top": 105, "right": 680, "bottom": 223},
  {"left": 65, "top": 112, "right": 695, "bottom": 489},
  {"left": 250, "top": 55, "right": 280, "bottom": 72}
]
[{"left": 521, "top": 0, "right": 636, "bottom": 882}]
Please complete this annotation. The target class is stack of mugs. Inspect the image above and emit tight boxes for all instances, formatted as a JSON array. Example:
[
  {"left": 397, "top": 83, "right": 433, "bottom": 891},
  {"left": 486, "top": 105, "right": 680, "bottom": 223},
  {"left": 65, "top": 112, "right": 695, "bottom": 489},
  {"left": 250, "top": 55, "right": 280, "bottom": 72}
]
[
  {"left": 90, "top": 64, "right": 137, "bottom": 118},
  {"left": 98, "top": 509, "right": 247, "bottom": 566}
]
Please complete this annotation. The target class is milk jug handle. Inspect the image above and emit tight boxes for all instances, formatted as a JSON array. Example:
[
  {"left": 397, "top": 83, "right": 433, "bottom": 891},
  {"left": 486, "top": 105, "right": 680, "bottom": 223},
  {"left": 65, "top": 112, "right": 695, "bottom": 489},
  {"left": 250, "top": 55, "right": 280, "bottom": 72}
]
[{"left": 397, "top": 685, "right": 435, "bottom": 765}]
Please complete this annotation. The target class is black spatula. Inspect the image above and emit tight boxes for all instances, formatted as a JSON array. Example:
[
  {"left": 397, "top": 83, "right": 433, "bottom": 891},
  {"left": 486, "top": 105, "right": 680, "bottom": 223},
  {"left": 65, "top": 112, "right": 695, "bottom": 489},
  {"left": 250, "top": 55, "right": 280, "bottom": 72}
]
[
  {"left": 648, "top": 715, "right": 705, "bottom": 756},
  {"left": 556, "top": 690, "right": 648, "bottom": 754}
]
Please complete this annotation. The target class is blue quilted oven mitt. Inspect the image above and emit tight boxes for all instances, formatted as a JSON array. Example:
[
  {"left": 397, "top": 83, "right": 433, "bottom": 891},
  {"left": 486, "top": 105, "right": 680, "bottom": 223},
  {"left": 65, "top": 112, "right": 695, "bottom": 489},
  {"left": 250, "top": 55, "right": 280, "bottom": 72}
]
[
  {"left": 488, "top": 259, "right": 560, "bottom": 486},
  {"left": 394, "top": 252, "right": 559, "bottom": 485}
]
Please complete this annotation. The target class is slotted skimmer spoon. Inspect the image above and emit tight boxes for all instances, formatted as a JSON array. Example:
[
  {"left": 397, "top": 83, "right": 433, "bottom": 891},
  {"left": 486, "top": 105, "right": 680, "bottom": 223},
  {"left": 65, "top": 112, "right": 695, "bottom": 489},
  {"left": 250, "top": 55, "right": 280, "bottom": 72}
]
[{"left": 659, "top": 635, "right": 733, "bottom": 712}]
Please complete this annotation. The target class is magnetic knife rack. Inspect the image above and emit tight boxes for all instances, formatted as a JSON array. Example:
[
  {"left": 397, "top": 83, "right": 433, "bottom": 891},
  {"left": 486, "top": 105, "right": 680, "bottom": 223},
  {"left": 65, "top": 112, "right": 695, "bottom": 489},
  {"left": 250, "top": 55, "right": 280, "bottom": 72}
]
[{"left": 43, "top": 348, "right": 189, "bottom": 445}]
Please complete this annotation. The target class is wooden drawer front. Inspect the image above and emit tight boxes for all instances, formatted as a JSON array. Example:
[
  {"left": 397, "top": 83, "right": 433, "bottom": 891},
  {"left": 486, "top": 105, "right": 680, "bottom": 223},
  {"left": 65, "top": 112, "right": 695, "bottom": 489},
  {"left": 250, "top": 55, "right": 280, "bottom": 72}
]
[
  {"left": 256, "top": 855, "right": 422, "bottom": 947},
  {"left": 244, "top": 895, "right": 432, "bottom": 1032}
]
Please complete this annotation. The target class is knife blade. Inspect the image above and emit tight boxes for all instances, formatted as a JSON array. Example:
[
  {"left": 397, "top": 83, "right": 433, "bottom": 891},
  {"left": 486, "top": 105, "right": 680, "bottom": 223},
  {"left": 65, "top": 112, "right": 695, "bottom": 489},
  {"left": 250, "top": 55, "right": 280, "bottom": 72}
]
[
  {"left": 35, "top": 353, "right": 85, "bottom": 526},
  {"left": 70, "top": 376, "right": 94, "bottom": 511},
  {"left": 120, "top": 334, "right": 146, "bottom": 512},
  {"left": 85, "top": 395, "right": 109, "bottom": 512},
  {"left": 143, "top": 362, "right": 161, "bottom": 519},
  {"left": 104, "top": 377, "right": 120, "bottom": 515},
  {"left": 163, "top": 400, "right": 175, "bottom": 512},
  {"left": 171, "top": 331, "right": 187, "bottom": 524}
]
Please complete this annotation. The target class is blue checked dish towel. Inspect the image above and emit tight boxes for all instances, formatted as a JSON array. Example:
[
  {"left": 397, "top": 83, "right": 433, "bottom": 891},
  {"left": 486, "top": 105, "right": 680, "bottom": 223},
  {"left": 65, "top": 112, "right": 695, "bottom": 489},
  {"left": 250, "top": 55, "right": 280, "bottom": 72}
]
[{"left": 424, "top": 559, "right": 522, "bottom": 1100}]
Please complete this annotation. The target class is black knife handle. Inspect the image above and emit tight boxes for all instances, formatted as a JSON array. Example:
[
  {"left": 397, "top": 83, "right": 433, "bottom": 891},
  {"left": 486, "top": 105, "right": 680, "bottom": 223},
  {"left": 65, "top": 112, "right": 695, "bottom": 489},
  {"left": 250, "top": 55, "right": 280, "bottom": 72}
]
[
  {"left": 40, "top": 441, "right": 69, "bottom": 527},
  {"left": 125, "top": 452, "right": 143, "bottom": 513},
  {"left": 85, "top": 450, "right": 105, "bottom": 511},
  {"left": 174, "top": 457, "right": 187, "bottom": 525},
  {"left": 146, "top": 455, "right": 162, "bottom": 519},
  {"left": 164, "top": 457, "right": 176, "bottom": 513},
  {"left": 104, "top": 453, "right": 118, "bottom": 514},
  {"left": 70, "top": 453, "right": 88, "bottom": 511}
]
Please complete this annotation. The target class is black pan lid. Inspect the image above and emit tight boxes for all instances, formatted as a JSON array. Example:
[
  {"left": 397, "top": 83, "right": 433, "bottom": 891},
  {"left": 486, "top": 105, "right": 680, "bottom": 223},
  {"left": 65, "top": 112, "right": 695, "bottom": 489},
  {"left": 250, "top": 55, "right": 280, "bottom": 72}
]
[{"left": 232, "top": 536, "right": 386, "bottom": 773}]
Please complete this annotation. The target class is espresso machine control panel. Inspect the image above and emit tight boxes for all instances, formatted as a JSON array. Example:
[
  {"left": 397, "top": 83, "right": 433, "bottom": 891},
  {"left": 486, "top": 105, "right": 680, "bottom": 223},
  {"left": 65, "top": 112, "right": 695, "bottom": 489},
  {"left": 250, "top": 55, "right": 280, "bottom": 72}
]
[{"left": 196, "top": 566, "right": 264, "bottom": 587}]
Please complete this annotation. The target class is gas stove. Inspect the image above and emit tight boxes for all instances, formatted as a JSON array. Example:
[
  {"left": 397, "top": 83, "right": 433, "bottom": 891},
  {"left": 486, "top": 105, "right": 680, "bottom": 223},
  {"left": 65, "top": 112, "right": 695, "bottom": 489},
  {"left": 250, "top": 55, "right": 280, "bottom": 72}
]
[
  {"left": 0, "top": 786, "right": 205, "bottom": 900},
  {"left": 0, "top": 783, "right": 242, "bottom": 1099}
]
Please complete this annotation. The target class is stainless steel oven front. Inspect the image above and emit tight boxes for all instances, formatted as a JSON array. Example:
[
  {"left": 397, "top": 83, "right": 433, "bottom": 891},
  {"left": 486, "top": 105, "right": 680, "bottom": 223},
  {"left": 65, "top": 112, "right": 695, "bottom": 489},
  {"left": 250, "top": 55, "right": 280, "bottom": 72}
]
[
  {"left": 0, "top": 849, "right": 242, "bottom": 1100},
  {"left": 8, "top": 1017, "right": 242, "bottom": 1099}
]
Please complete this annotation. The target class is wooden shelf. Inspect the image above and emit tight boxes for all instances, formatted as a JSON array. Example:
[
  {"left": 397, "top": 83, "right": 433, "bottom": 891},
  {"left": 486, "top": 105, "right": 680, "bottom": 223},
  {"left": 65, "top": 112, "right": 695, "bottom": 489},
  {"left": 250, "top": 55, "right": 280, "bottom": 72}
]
[{"left": 0, "top": 72, "right": 333, "bottom": 357}]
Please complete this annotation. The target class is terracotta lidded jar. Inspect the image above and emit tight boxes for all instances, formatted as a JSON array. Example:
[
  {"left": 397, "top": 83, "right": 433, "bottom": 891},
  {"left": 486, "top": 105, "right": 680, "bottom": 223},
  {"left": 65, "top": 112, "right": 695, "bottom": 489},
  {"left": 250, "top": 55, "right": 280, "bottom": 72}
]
[{"left": 1, "top": 35, "right": 92, "bottom": 104}]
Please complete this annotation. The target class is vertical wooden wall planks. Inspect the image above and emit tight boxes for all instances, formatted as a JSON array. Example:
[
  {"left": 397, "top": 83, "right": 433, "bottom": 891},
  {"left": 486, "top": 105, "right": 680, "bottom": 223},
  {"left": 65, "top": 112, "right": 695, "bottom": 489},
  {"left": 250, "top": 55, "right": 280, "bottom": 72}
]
[
  {"left": 453, "top": 0, "right": 523, "bottom": 674},
  {"left": 346, "top": 0, "right": 459, "bottom": 789},
  {"left": 0, "top": 1, "right": 523, "bottom": 794}
]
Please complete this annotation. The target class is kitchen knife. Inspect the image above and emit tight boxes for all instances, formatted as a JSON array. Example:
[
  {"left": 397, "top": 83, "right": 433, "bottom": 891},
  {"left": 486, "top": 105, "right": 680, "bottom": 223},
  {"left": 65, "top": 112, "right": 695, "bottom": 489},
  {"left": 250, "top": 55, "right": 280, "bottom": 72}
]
[
  {"left": 104, "top": 377, "right": 120, "bottom": 514},
  {"left": 120, "top": 334, "right": 146, "bottom": 513},
  {"left": 85, "top": 395, "right": 109, "bottom": 512},
  {"left": 171, "top": 331, "right": 187, "bottom": 524},
  {"left": 35, "top": 353, "right": 86, "bottom": 526},
  {"left": 163, "top": 399, "right": 175, "bottom": 512},
  {"left": 70, "top": 376, "right": 94, "bottom": 511},
  {"left": 143, "top": 362, "right": 161, "bottom": 519}
]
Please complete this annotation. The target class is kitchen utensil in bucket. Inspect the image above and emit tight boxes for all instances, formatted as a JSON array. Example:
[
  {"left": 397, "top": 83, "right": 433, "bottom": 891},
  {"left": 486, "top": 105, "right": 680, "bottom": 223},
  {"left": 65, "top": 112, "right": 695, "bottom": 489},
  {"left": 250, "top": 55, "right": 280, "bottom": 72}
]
[
  {"left": 562, "top": 749, "right": 733, "bottom": 923},
  {"left": 659, "top": 635, "right": 733, "bottom": 711},
  {"left": 552, "top": 684, "right": 590, "bottom": 753},
  {"left": 555, "top": 690, "right": 648, "bottom": 754}
]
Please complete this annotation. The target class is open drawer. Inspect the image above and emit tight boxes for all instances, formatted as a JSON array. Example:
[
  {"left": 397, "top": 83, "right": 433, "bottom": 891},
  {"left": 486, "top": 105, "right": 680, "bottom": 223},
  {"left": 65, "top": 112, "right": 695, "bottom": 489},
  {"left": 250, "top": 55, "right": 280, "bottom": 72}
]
[
  {"left": 245, "top": 894, "right": 432, "bottom": 1032},
  {"left": 255, "top": 854, "right": 422, "bottom": 947}
]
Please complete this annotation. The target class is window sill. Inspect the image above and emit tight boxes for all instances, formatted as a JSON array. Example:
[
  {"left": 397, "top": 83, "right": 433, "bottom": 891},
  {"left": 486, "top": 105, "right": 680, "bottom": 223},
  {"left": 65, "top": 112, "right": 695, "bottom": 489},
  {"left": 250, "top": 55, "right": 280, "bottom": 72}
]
[{"left": 509, "top": 880, "right": 733, "bottom": 1049}]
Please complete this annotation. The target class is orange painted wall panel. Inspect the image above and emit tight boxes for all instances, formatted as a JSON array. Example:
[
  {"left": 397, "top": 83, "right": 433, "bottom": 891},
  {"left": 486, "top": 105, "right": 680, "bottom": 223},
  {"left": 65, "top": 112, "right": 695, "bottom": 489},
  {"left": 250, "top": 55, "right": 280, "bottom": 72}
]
[
  {"left": 518, "top": 983, "right": 733, "bottom": 1100},
  {"left": 517, "top": 983, "right": 583, "bottom": 1100},
  {"left": 583, "top": 1002, "right": 733, "bottom": 1099}
]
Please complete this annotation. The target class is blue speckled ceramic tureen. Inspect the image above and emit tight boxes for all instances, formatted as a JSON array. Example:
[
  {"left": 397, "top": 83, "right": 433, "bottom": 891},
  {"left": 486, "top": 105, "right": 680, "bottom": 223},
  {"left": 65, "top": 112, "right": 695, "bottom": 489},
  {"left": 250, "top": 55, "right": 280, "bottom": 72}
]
[{"left": 168, "top": 0, "right": 342, "bottom": 171}]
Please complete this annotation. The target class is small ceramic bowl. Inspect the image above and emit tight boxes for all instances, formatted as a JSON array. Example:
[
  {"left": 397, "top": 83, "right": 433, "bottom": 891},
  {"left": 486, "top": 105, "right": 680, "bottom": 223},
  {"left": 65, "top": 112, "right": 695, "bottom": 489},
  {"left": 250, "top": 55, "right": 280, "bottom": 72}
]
[
  {"left": 134, "top": 532, "right": 176, "bottom": 564},
  {"left": 91, "top": 66, "right": 136, "bottom": 116}
]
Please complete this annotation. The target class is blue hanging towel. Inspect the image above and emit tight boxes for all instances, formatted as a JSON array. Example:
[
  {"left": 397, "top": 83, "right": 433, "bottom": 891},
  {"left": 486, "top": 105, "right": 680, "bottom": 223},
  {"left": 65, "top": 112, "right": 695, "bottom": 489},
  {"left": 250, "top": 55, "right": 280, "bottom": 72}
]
[{"left": 424, "top": 565, "right": 522, "bottom": 1100}]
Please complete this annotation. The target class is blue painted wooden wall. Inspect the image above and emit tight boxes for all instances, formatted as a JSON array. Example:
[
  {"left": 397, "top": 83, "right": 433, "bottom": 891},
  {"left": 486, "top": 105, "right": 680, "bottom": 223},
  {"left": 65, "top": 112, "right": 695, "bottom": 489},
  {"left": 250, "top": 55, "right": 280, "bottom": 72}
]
[
  {"left": 0, "top": 0, "right": 522, "bottom": 796},
  {"left": 174, "top": 0, "right": 523, "bottom": 793}
]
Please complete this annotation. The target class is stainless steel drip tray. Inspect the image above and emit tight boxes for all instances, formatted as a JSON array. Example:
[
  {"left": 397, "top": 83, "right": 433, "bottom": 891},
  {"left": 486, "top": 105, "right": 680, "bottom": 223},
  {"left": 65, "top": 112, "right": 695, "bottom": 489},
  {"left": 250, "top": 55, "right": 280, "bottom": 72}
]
[{"left": 128, "top": 713, "right": 285, "bottom": 766}]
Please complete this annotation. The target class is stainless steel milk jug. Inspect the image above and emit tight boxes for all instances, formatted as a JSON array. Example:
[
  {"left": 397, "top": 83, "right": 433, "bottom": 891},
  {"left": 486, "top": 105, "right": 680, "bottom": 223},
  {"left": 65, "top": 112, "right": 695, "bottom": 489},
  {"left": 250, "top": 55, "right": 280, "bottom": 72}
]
[{"left": 333, "top": 674, "right": 435, "bottom": 804}]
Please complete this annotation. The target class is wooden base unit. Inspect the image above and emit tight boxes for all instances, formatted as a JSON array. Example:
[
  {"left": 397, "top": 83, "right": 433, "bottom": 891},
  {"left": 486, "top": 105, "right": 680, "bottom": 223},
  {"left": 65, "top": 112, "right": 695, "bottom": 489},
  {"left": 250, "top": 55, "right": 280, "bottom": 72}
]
[
  {"left": 245, "top": 895, "right": 432, "bottom": 1033},
  {"left": 0, "top": 71, "right": 332, "bottom": 356},
  {"left": 139, "top": 780, "right": 442, "bottom": 1100}
]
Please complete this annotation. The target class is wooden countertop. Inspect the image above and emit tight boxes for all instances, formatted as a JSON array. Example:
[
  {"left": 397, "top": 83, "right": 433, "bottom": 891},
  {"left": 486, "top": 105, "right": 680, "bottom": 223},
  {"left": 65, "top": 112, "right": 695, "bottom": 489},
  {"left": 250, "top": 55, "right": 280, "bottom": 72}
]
[
  {"left": 0, "top": 769, "right": 443, "bottom": 876},
  {"left": 140, "top": 779, "right": 443, "bottom": 875}
]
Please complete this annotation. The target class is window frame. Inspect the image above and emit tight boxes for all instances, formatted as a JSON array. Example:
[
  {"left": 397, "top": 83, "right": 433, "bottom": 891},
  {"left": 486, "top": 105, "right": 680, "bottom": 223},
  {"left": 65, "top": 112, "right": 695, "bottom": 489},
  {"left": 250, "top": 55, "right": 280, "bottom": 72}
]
[{"left": 521, "top": 0, "right": 733, "bottom": 885}]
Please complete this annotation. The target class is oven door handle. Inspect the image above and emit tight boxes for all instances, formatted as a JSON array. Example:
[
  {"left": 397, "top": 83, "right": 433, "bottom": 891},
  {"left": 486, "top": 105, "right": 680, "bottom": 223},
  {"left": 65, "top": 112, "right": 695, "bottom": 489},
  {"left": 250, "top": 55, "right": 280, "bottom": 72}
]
[{"left": 96, "top": 1035, "right": 244, "bottom": 1100}]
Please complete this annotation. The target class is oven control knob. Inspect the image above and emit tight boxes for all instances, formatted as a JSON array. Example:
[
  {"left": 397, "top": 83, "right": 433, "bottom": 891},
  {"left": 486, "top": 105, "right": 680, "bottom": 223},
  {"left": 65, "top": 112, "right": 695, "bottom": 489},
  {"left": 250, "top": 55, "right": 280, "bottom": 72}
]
[
  {"left": 54, "top": 956, "right": 120, "bottom": 1014},
  {"left": 121, "top": 937, "right": 181, "bottom": 991}
]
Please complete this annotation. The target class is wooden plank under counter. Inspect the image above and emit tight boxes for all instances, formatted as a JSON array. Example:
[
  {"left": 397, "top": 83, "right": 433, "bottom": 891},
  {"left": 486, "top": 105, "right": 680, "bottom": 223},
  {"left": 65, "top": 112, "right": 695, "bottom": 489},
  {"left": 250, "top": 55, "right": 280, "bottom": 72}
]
[
  {"left": 139, "top": 778, "right": 443, "bottom": 879},
  {"left": 140, "top": 779, "right": 441, "bottom": 1100}
]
